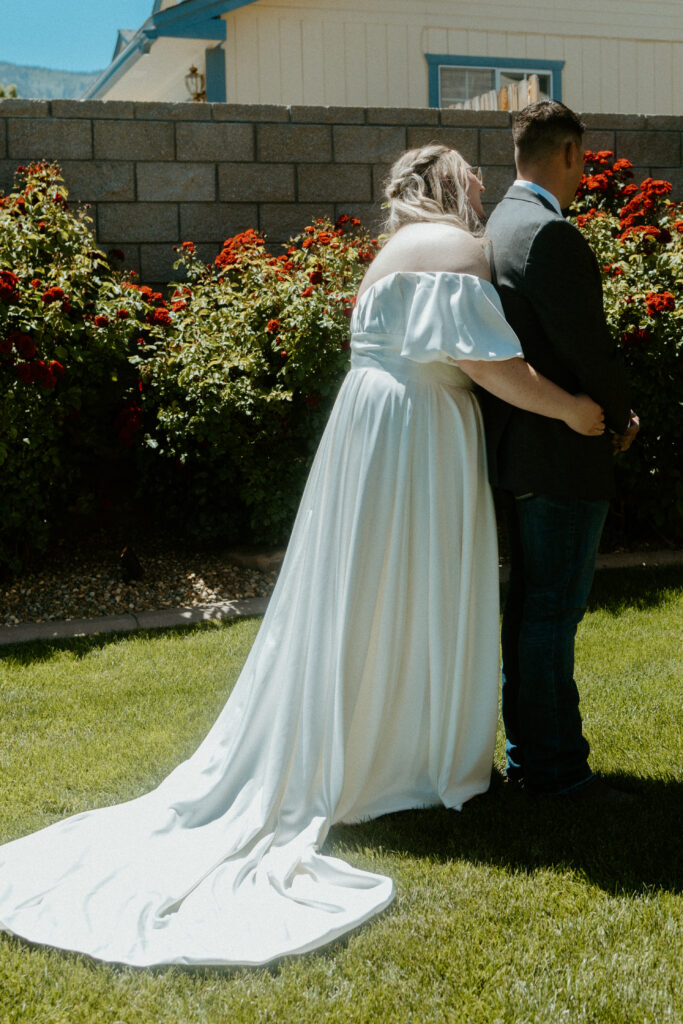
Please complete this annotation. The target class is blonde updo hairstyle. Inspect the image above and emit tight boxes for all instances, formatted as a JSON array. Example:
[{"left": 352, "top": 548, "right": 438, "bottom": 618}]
[{"left": 384, "top": 144, "right": 483, "bottom": 236}]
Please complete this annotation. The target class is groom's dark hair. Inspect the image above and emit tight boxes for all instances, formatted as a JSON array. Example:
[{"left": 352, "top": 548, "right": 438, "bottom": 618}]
[{"left": 513, "top": 101, "right": 585, "bottom": 163}]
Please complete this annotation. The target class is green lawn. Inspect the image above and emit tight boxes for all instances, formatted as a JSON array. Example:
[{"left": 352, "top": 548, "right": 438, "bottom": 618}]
[{"left": 0, "top": 566, "right": 681, "bottom": 1024}]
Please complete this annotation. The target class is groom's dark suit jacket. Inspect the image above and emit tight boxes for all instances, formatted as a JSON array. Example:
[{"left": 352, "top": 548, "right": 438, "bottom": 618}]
[{"left": 482, "top": 185, "right": 631, "bottom": 499}]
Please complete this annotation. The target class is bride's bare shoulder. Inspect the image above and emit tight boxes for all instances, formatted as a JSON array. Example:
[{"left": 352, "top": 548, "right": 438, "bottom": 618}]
[{"left": 361, "top": 223, "right": 491, "bottom": 294}]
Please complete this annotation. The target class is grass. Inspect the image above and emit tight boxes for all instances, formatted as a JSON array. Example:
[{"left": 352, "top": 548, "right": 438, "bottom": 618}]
[{"left": 0, "top": 566, "right": 681, "bottom": 1024}]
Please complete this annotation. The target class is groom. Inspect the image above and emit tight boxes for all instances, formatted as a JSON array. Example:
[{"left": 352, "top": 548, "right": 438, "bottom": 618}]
[{"left": 483, "top": 101, "right": 639, "bottom": 801}]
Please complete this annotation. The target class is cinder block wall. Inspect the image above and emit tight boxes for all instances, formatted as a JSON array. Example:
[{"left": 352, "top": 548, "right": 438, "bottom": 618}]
[{"left": 1, "top": 98, "right": 681, "bottom": 283}]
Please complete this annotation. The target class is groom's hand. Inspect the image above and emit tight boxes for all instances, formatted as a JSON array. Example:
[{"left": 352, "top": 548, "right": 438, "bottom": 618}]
[{"left": 612, "top": 411, "right": 640, "bottom": 454}]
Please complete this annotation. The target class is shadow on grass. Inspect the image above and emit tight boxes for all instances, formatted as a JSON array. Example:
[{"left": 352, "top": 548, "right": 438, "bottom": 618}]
[
  {"left": 0, "top": 617, "right": 259, "bottom": 666},
  {"left": 586, "top": 564, "right": 683, "bottom": 614},
  {"left": 328, "top": 771, "right": 683, "bottom": 897}
]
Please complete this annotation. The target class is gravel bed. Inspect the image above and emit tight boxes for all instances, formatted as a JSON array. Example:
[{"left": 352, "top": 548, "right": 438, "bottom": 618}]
[{"left": 1, "top": 539, "right": 280, "bottom": 627}]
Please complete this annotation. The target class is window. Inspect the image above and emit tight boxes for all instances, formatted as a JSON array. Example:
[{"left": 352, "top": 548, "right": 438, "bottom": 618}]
[{"left": 426, "top": 55, "right": 564, "bottom": 110}]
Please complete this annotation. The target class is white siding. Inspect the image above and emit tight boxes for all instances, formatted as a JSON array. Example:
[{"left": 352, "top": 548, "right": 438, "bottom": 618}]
[{"left": 221, "top": 0, "right": 683, "bottom": 114}]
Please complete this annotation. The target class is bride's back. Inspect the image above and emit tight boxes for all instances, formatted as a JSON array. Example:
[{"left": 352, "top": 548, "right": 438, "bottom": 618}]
[{"left": 357, "top": 222, "right": 491, "bottom": 300}]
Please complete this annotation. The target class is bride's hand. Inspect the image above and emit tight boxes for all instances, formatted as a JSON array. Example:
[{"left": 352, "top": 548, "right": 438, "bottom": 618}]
[{"left": 565, "top": 394, "right": 605, "bottom": 436}]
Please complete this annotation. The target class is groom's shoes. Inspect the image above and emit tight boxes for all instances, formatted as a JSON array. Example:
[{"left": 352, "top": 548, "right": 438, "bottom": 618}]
[{"left": 563, "top": 778, "right": 636, "bottom": 806}]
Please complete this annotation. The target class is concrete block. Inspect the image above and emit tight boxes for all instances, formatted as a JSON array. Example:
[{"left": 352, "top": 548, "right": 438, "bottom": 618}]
[
  {"left": 333, "top": 125, "right": 406, "bottom": 163},
  {"left": 135, "top": 101, "right": 213, "bottom": 121},
  {"left": 8, "top": 117, "right": 92, "bottom": 160},
  {"left": 137, "top": 162, "right": 216, "bottom": 201},
  {"left": 334, "top": 202, "right": 383, "bottom": 233},
  {"left": 440, "top": 108, "right": 511, "bottom": 128},
  {"left": 52, "top": 99, "right": 135, "bottom": 119},
  {"left": 651, "top": 165, "right": 683, "bottom": 200},
  {"left": 406, "top": 126, "right": 478, "bottom": 164},
  {"left": 139, "top": 243, "right": 185, "bottom": 283},
  {"left": 176, "top": 121, "right": 254, "bottom": 161},
  {"left": 257, "top": 124, "right": 332, "bottom": 162},
  {"left": 617, "top": 130, "right": 680, "bottom": 166},
  {"left": 94, "top": 120, "right": 174, "bottom": 161},
  {"left": 298, "top": 163, "right": 372, "bottom": 203},
  {"left": 645, "top": 115, "right": 683, "bottom": 131},
  {"left": 213, "top": 103, "right": 290, "bottom": 122},
  {"left": 0, "top": 98, "right": 50, "bottom": 117},
  {"left": 218, "top": 162, "right": 295, "bottom": 202},
  {"left": 366, "top": 107, "right": 438, "bottom": 126},
  {"left": 0, "top": 159, "right": 18, "bottom": 194},
  {"left": 0, "top": 119, "right": 5, "bottom": 159},
  {"left": 479, "top": 128, "right": 515, "bottom": 165},
  {"left": 581, "top": 113, "right": 646, "bottom": 131},
  {"left": 479, "top": 164, "right": 516, "bottom": 205},
  {"left": 98, "top": 202, "right": 178, "bottom": 243},
  {"left": 179, "top": 202, "right": 258, "bottom": 242},
  {"left": 291, "top": 106, "right": 366, "bottom": 124},
  {"left": 372, "top": 163, "right": 392, "bottom": 201},
  {"left": 60, "top": 160, "right": 135, "bottom": 202},
  {"left": 583, "top": 131, "right": 616, "bottom": 155},
  {"left": 100, "top": 243, "right": 141, "bottom": 278},
  {"left": 259, "top": 202, "right": 335, "bottom": 242}
]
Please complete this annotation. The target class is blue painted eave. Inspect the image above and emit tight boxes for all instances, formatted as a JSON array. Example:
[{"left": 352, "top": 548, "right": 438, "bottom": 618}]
[{"left": 84, "top": 0, "right": 259, "bottom": 99}]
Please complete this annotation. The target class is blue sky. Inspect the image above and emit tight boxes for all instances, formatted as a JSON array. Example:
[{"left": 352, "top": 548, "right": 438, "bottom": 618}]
[{"left": 1, "top": 1, "right": 155, "bottom": 72}]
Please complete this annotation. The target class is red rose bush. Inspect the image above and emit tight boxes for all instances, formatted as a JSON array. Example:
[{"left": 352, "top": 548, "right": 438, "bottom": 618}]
[
  {"left": 0, "top": 163, "right": 161, "bottom": 570},
  {"left": 571, "top": 152, "right": 682, "bottom": 542},
  {"left": 133, "top": 217, "right": 379, "bottom": 544}
]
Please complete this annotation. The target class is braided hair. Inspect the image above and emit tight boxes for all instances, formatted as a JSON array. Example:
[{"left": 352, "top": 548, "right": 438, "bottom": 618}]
[{"left": 383, "top": 145, "right": 483, "bottom": 236}]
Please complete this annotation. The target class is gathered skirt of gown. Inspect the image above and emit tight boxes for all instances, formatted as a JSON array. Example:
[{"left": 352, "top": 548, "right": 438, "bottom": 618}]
[{"left": 0, "top": 271, "right": 523, "bottom": 966}]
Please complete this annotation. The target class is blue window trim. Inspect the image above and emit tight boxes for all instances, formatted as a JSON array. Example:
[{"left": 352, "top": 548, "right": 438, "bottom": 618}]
[
  {"left": 426, "top": 54, "right": 564, "bottom": 108},
  {"left": 85, "top": 0, "right": 260, "bottom": 99}
]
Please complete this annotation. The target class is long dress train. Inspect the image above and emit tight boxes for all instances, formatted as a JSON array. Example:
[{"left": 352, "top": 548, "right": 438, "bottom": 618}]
[{"left": 0, "top": 271, "right": 523, "bottom": 966}]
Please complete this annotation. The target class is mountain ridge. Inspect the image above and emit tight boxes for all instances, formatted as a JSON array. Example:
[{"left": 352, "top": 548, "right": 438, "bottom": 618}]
[{"left": 0, "top": 61, "right": 103, "bottom": 100}]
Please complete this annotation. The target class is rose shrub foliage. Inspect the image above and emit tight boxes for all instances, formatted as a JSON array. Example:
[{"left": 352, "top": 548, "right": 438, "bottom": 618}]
[
  {"left": 133, "top": 219, "right": 377, "bottom": 544},
  {"left": 0, "top": 163, "right": 162, "bottom": 570},
  {"left": 570, "top": 152, "right": 682, "bottom": 542}
]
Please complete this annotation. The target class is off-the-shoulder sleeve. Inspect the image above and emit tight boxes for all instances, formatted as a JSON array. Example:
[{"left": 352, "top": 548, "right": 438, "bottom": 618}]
[{"left": 400, "top": 274, "right": 524, "bottom": 364}]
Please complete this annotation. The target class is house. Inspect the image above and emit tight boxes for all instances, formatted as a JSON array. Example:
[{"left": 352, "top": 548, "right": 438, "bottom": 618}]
[{"left": 84, "top": 0, "right": 682, "bottom": 115}]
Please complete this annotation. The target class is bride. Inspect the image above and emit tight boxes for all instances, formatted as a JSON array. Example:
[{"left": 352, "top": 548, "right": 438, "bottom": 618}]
[{"left": 0, "top": 146, "right": 604, "bottom": 967}]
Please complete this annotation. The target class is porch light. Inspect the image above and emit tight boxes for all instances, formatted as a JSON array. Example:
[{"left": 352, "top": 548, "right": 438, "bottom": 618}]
[{"left": 185, "top": 65, "right": 206, "bottom": 102}]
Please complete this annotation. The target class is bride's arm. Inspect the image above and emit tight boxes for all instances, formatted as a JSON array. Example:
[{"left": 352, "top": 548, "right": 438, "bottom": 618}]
[{"left": 457, "top": 357, "right": 605, "bottom": 437}]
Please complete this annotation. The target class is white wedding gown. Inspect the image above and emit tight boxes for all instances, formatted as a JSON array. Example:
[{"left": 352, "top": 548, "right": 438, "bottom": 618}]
[{"left": 0, "top": 271, "right": 523, "bottom": 967}]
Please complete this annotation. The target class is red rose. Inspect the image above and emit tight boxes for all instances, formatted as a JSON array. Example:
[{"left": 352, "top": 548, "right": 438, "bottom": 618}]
[
  {"left": 302, "top": 238, "right": 314, "bottom": 250},
  {"left": 300, "top": 287, "right": 314, "bottom": 297},
  {"left": 149, "top": 308, "right": 171, "bottom": 326},
  {"left": 15, "top": 362, "right": 33, "bottom": 383},
  {"left": 266, "top": 319, "right": 280, "bottom": 333},
  {"left": 645, "top": 291, "right": 675, "bottom": 316},
  {"left": 308, "top": 269, "right": 323, "bottom": 285},
  {"left": 181, "top": 241, "right": 195, "bottom": 252},
  {"left": 15, "top": 334, "right": 37, "bottom": 359},
  {"left": 42, "top": 286, "right": 65, "bottom": 305},
  {"left": 94, "top": 315, "right": 109, "bottom": 327},
  {"left": 351, "top": 217, "right": 362, "bottom": 226},
  {"left": 49, "top": 360, "right": 65, "bottom": 378},
  {"left": 621, "top": 328, "right": 651, "bottom": 348},
  {"left": 0, "top": 269, "right": 20, "bottom": 303},
  {"left": 116, "top": 309, "right": 130, "bottom": 319},
  {"left": 171, "top": 300, "right": 187, "bottom": 312},
  {"left": 30, "top": 278, "right": 42, "bottom": 289},
  {"left": 336, "top": 214, "right": 350, "bottom": 227}
]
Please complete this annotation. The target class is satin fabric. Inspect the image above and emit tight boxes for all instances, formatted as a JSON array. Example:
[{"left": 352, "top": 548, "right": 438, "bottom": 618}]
[{"left": 0, "top": 272, "right": 523, "bottom": 966}]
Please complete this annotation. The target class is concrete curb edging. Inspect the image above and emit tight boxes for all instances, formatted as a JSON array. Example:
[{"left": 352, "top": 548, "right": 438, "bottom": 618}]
[
  {"left": 0, "top": 597, "right": 270, "bottom": 646},
  {"left": 1, "top": 551, "right": 680, "bottom": 647}
]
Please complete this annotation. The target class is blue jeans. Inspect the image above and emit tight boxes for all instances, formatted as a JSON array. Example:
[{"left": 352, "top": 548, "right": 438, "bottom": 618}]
[{"left": 501, "top": 492, "right": 609, "bottom": 795}]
